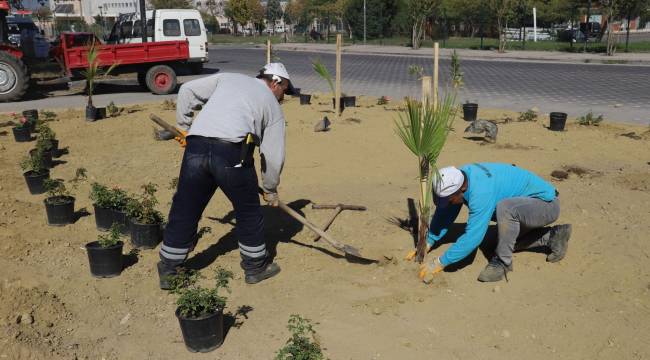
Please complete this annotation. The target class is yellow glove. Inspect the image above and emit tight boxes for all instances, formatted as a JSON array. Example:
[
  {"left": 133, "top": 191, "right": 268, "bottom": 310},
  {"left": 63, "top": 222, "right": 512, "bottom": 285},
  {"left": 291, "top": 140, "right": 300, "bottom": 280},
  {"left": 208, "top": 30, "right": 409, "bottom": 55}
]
[
  {"left": 405, "top": 245, "right": 431, "bottom": 261},
  {"left": 418, "top": 257, "right": 445, "bottom": 284},
  {"left": 174, "top": 129, "right": 187, "bottom": 148}
]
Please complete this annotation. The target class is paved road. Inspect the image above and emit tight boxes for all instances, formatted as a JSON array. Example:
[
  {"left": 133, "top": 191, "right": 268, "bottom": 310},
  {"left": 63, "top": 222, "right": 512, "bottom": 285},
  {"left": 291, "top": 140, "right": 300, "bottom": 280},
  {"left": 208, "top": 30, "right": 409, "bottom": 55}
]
[{"left": 2, "top": 45, "right": 649, "bottom": 124}]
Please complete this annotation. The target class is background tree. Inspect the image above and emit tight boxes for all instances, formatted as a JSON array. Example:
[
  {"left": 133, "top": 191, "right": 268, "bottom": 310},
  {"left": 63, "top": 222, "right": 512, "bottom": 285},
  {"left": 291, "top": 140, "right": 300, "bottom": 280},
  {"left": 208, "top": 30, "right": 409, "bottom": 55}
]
[
  {"left": 618, "top": 0, "right": 650, "bottom": 51},
  {"left": 407, "top": 0, "right": 439, "bottom": 49},
  {"left": 601, "top": 0, "right": 620, "bottom": 55},
  {"left": 200, "top": 10, "right": 220, "bottom": 33},
  {"left": 150, "top": 0, "right": 191, "bottom": 9},
  {"left": 226, "top": 0, "right": 254, "bottom": 35},
  {"left": 490, "top": 0, "right": 513, "bottom": 52},
  {"left": 344, "top": 0, "right": 398, "bottom": 39},
  {"left": 250, "top": 0, "right": 266, "bottom": 35},
  {"left": 266, "top": 0, "right": 284, "bottom": 34}
]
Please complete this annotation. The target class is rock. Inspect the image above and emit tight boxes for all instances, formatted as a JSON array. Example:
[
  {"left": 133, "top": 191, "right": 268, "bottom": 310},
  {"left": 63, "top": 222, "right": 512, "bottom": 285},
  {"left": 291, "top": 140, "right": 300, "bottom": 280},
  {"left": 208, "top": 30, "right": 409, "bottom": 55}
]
[
  {"left": 119, "top": 313, "right": 131, "bottom": 325},
  {"left": 530, "top": 106, "right": 540, "bottom": 113},
  {"left": 614, "top": 103, "right": 623, "bottom": 108},
  {"left": 492, "top": 285, "right": 501, "bottom": 293},
  {"left": 18, "top": 313, "right": 34, "bottom": 325},
  {"left": 47, "top": 322, "right": 54, "bottom": 328},
  {"left": 551, "top": 170, "right": 569, "bottom": 180},
  {"left": 314, "top": 116, "right": 331, "bottom": 132},
  {"left": 501, "top": 329, "right": 511, "bottom": 338},
  {"left": 372, "top": 308, "right": 382, "bottom": 315}
]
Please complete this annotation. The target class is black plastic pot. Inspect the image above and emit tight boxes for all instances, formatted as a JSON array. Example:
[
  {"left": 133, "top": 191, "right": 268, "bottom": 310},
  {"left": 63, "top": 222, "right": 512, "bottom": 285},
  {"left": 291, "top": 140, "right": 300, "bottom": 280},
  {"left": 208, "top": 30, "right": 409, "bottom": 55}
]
[
  {"left": 463, "top": 103, "right": 478, "bottom": 122},
  {"left": 292, "top": 87, "right": 301, "bottom": 96},
  {"left": 94, "top": 204, "right": 115, "bottom": 231},
  {"left": 129, "top": 219, "right": 162, "bottom": 249},
  {"left": 47, "top": 139, "right": 59, "bottom": 152},
  {"left": 176, "top": 308, "right": 225, "bottom": 353},
  {"left": 22, "top": 109, "right": 38, "bottom": 121},
  {"left": 97, "top": 107, "right": 106, "bottom": 119},
  {"left": 30, "top": 148, "right": 53, "bottom": 169},
  {"left": 86, "top": 105, "right": 97, "bottom": 121},
  {"left": 23, "top": 170, "right": 50, "bottom": 194},
  {"left": 12, "top": 126, "right": 31, "bottom": 142},
  {"left": 114, "top": 210, "right": 130, "bottom": 234},
  {"left": 85, "top": 241, "right": 124, "bottom": 278},
  {"left": 343, "top": 96, "right": 356, "bottom": 108},
  {"left": 299, "top": 94, "right": 311, "bottom": 105},
  {"left": 44, "top": 196, "right": 75, "bottom": 226},
  {"left": 549, "top": 112, "right": 568, "bottom": 131}
]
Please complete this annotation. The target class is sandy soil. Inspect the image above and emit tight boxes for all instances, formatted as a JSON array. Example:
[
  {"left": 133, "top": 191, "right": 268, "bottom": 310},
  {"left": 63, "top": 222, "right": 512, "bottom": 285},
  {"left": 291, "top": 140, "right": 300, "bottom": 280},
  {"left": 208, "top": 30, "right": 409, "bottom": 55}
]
[{"left": 1, "top": 96, "right": 649, "bottom": 360}]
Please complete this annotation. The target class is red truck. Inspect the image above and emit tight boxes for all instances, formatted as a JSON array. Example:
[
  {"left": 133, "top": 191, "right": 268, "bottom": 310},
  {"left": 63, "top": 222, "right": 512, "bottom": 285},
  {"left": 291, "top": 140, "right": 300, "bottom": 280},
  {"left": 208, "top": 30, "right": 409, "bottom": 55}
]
[{"left": 0, "top": 6, "right": 194, "bottom": 102}]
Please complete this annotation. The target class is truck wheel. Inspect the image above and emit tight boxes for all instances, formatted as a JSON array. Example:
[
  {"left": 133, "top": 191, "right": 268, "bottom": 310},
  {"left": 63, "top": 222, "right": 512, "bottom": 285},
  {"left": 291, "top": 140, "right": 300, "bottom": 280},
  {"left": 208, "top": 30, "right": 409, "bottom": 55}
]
[
  {"left": 146, "top": 65, "right": 177, "bottom": 95},
  {"left": 0, "top": 52, "right": 29, "bottom": 102}
]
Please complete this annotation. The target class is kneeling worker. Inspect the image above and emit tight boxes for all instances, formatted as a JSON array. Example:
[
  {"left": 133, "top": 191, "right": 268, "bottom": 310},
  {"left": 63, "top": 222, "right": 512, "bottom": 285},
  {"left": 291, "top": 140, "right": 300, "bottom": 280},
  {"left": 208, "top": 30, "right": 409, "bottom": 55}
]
[
  {"left": 416, "top": 163, "right": 572, "bottom": 283},
  {"left": 157, "top": 63, "right": 296, "bottom": 289}
]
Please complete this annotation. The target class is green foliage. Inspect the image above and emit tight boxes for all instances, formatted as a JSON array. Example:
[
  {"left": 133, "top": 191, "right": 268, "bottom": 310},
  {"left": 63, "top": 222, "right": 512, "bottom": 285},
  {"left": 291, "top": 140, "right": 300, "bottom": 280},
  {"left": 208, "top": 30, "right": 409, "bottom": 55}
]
[
  {"left": 407, "top": 64, "right": 424, "bottom": 78},
  {"left": 450, "top": 50, "right": 463, "bottom": 88},
  {"left": 406, "top": 0, "right": 438, "bottom": 49},
  {"left": 171, "top": 268, "right": 234, "bottom": 318},
  {"left": 44, "top": 179, "right": 70, "bottom": 199},
  {"left": 20, "top": 151, "right": 45, "bottom": 174},
  {"left": 578, "top": 111, "right": 604, "bottom": 126},
  {"left": 97, "top": 223, "right": 123, "bottom": 248},
  {"left": 149, "top": 0, "right": 191, "bottom": 8},
  {"left": 275, "top": 315, "right": 324, "bottom": 360},
  {"left": 90, "top": 182, "right": 130, "bottom": 210},
  {"left": 267, "top": 0, "right": 284, "bottom": 25},
  {"left": 36, "top": 122, "right": 56, "bottom": 151},
  {"left": 344, "top": 0, "right": 399, "bottom": 39},
  {"left": 312, "top": 59, "right": 335, "bottom": 96},
  {"left": 394, "top": 95, "right": 456, "bottom": 226},
  {"left": 377, "top": 95, "right": 390, "bottom": 105},
  {"left": 40, "top": 111, "right": 58, "bottom": 122},
  {"left": 126, "top": 183, "right": 164, "bottom": 224},
  {"left": 168, "top": 177, "right": 179, "bottom": 190},
  {"left": 107, "top": 101, "right": 122, "bottom": 117},
  {"left": 12, "top": 113, "right": 29, "bottom": 129},
  {"left": 162, "top": 99, "right": 176, "bottom": 110},
  {"left": 517, "top": 109, "right": 538, "bottom": 122},
  {"left": 81, "top": 41, "right": 118, "bottom": 107}
]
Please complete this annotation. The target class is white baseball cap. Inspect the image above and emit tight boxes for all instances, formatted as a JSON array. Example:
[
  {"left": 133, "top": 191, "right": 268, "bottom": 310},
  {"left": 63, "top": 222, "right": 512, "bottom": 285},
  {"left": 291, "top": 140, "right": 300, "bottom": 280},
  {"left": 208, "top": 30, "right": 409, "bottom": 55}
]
[
  {"left": 257, "top": 62, "right": 296, "bottom": 95},
  {"left": 433, "top": 166, "right": 465, "bottom": 207}
]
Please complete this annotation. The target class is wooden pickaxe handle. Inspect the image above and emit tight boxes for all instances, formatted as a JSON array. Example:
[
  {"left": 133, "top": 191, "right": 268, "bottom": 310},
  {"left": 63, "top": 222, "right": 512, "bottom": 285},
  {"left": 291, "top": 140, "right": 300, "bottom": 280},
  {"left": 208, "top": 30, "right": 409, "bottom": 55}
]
[
  {"left": 313, "top": 206, "right": 342, "bottom": 242},
  {"left": 149, "top": 114, "right": 185, "bottom": 138},
  {"left": 312, "top": 204, "right": 367, "bottom": 211},
  {"left": 277, "top": 201, "right": 348, "bottom": 253}
]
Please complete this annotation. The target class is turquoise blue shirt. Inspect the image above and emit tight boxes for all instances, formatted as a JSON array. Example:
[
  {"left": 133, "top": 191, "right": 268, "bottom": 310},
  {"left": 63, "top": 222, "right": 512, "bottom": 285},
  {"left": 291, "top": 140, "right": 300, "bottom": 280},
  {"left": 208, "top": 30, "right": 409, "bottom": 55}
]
[{"left": 428, "top": 163, "right": 557, "bottom": 266}]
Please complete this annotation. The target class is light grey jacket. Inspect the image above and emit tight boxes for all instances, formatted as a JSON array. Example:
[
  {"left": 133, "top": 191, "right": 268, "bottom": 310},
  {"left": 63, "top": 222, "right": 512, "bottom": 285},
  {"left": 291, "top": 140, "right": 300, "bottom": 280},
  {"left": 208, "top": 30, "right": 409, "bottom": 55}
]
[{"left": 176, "top": 73, "right": 286, "bottom": 193}]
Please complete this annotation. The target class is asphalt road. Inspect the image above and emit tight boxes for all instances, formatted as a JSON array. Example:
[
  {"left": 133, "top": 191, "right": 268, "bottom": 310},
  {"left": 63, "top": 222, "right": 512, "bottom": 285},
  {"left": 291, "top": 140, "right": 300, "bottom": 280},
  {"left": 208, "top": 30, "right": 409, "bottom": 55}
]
[{"left": 2, "top": 45, "right": 649, "bottom": 124}]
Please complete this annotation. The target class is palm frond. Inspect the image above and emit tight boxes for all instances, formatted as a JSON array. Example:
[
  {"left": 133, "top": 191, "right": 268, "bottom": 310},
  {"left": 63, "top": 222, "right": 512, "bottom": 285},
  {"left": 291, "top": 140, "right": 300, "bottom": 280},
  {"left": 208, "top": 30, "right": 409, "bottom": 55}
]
[{"left": 311, "top": 59, "right": 335, "bottom": 95}]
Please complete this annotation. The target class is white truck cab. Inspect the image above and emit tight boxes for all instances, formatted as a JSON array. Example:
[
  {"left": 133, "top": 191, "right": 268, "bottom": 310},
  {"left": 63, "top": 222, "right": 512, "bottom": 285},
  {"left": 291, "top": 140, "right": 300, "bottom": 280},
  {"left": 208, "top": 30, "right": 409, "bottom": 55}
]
[{"left": 107, "top": 9, "right": 208, "bottom": 73}]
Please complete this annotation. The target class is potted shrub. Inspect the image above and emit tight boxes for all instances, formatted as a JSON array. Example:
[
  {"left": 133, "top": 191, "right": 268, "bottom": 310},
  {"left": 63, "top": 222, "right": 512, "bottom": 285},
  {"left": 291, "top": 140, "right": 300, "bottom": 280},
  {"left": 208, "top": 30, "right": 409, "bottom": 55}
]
[
  {"left": 82, "top": 41, "right": 118, "bottom": 121},
  {"left": 22, "top": 109, "right": 38, "bottom": 132},
  {"left": 275, "top": 315, "right": 325, "bottom": 360},
  {"left": 12, "top": 114, "right": 32, "bottom": 142},
  {"left": 126, "top": 183, "right": 164, "bottom": 249},
  {"left": 85, "top": 223, "right": 124, "bottom": 278},
  {"left": 29, "top": 145, "right": 53, "bottom": 170},
  {"left": 36, "top": 122, "right": 58, "bottom": 152},
  {"left": 20, "top": 152, "right": 49, "bottom": 194},
  {"left": 90, "top": 182, "right": 130, "bottom": 232},
  {"left": 42, "top": 168, "right": 87, "bottom": 226},
  {"left": 171, "top": 268, "right": 233, "bottom": 353}
]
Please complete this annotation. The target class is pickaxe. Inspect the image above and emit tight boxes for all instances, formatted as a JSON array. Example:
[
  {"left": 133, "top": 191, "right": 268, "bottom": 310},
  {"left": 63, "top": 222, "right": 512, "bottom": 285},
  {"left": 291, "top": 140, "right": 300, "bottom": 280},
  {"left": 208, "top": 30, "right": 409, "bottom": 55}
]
[{"left": 311, "top": 203, "right": 366, "bottom": 242}]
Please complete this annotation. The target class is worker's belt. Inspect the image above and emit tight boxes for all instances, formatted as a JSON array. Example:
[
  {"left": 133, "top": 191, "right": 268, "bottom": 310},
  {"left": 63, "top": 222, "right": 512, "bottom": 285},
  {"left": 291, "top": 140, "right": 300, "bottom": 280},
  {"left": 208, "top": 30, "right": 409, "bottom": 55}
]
[
  {"left": 188, "top": 135, "right": 241, "bottom": 147},
  {"left": 187, "top": 134, "right": 260, "bottom": 167}
]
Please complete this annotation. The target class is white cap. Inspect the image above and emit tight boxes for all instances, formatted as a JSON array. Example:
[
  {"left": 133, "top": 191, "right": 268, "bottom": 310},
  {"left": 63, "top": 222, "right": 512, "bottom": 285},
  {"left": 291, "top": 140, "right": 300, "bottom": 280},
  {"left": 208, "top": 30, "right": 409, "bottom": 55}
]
[
  {"left": 258, "top": 62, "right": 296, "bottom": 94},
  {"left": 433, "top": 166, "right": 464, "bottom": 199}
]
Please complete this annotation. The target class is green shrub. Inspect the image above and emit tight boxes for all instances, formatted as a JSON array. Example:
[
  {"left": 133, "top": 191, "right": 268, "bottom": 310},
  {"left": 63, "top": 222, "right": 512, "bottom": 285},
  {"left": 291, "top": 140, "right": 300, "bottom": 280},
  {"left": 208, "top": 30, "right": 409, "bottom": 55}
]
[
  {"left": 97, "top": 223, "right": 123, "bottom": 247},
  {"left": 40, "top": 110, "right": 57, "bottom": 122},
  {"left": 36, "top": 122, "right": 56, "bottom": 150},
  {"left": 126, "top": 183, "right": 164, "bottom": 224},
  {"left": 517, "top": 109, "right": 538, "bottom": 122},
  {"left": 107, "top": 101, "right": 122, "bottom": 117},
  {"left": 20, "top": 151, "right": 45, "bottom": 174},
  {"left": 275, "top": 315, "right": 324, "bottom": 360},
  {"left": 171, "top": 267, "right": 234, "bottom": 318},
  {"left": 578, "top": 111, "right": 603, "bottom": 126},
  {"left": 90, "top": 182, "right": 130, "bottom": 210},
  {"left": 44, "top": 168, "right": 87, "bottom": 204}
]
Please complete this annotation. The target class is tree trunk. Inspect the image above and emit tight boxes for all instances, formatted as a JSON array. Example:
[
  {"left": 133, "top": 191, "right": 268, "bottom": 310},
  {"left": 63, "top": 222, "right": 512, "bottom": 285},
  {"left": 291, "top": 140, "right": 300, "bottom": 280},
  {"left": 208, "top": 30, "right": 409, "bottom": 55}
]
[
  {"left": 625, "top": 12, "right": 631, "bottom": 52},
  {"left": 498, "top": 18, "right": 506, "bottom": 53}
]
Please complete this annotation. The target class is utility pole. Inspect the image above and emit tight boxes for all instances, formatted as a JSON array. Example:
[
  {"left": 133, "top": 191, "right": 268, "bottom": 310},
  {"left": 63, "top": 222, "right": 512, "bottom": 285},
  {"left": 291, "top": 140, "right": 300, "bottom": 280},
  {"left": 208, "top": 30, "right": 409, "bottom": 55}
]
[
  {"left": 584, "top": 0, "right": 591, "bottom": 53},
  {"left": 363, "top": 0, "right": 366, "bottom": 44},
  {"left": 139, "top": 0, "right": 146, "bottom": 43},
  {"left": 533, "top": 7, "right": 537, "bottom": 42}
]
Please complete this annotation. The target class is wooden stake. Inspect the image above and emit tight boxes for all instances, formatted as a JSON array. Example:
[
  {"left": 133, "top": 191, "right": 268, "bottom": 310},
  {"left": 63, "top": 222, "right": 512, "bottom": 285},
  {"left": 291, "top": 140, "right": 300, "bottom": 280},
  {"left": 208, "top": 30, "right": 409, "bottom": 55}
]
[
  {"left": 433, "top": 42, "right": 439, "bottom": 107},
  {"left": 421, "top": 76, "right": 432, "bottom": 105},
  {"left": 335, "top": 34, "right": 342, "bottom": 119},
  {"left": 266, "top": 39, "right": 271, "bottom": 64}
]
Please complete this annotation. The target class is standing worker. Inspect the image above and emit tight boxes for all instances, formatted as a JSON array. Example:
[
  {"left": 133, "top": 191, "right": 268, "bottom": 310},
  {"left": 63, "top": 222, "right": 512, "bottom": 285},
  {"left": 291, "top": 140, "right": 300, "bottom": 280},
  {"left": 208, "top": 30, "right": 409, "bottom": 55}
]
[
  {"left": 413, "top": 163, "right": 572, "bottom": 283},
  {"left": 157, "top": 63, "right": 296, "bottom": 289}
]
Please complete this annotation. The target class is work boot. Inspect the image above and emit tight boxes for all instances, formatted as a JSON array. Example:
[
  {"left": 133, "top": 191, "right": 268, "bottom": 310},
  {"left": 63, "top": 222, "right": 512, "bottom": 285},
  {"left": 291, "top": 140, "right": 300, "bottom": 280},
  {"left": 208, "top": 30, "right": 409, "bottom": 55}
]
[
  {"left": 245, "top": 262, "right": 281, "bottom": 285},
  {"left": 157, "top": 260, "right": 182, "bottom": 290},
  {"left": 477, "top": 257, "right": 512, "bottom": 282},
  {"left": 547, "top": 224, "right": 572, "bottom": 263}
]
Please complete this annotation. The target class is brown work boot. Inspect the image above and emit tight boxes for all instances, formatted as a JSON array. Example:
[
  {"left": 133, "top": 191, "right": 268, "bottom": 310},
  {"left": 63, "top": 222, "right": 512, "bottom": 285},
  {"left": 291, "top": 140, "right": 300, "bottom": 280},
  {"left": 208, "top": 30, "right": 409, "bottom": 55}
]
[{"left": 547, "top": 224, "right": 572, "bottom": 263}]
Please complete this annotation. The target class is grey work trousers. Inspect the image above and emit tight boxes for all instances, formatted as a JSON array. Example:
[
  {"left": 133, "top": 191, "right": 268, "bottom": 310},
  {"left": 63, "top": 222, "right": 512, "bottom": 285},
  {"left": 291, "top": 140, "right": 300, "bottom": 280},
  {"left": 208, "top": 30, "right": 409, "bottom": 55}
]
[{"left": 495, "top": 197, "right": 560, "bottom": 266}]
